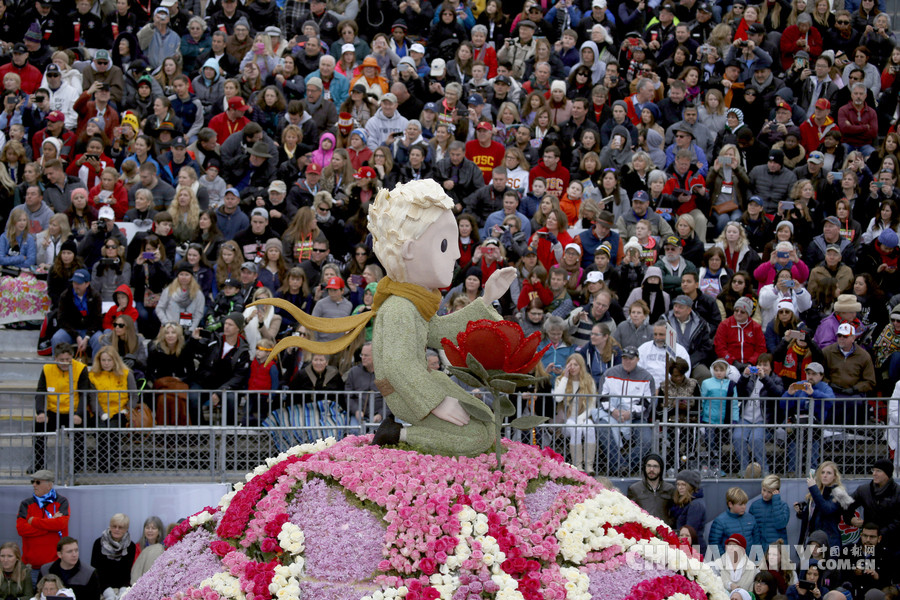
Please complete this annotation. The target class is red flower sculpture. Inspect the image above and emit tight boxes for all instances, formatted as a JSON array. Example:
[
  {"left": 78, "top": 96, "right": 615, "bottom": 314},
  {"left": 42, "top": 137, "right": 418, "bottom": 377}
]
[{"left": 441, "top": 320, "right": 548, "bottom": 373}]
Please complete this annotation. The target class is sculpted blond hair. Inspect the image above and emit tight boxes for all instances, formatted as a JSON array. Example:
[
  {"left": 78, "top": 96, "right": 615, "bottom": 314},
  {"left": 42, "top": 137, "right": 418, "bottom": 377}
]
[{"left": 367, "top": 180, "right": 454, "bottom": 282}]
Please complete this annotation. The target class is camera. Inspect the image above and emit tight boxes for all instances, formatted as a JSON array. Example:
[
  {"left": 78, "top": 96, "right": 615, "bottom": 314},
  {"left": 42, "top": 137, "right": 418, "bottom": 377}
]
[
  {"left": 97, "top": 218, "right": 110, "bottom": 227},
  {"left": 35, "top": 96, "right": 45, "bottom": 103},
  {"left": 100, "top": 258, "right": 120, "bottom": 266},
  {"left": 749, "top": 366, "right": 759, "bottom": 374},
  {"left": 738, "top": 40, "right": 749, "bottom": 48}
]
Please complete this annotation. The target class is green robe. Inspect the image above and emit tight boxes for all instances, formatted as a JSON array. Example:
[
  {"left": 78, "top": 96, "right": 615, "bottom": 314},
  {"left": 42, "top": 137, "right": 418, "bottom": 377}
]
[{"left": 372, "top": 294, "right": 501, "bottom": 456}]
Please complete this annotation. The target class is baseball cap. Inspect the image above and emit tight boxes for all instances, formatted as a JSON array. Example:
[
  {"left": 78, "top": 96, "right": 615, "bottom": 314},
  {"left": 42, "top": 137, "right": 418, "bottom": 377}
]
[
  {"left": 494, "top": 74, "right": 511, "bottom": 85},
  {"left": 825, "top": 243, "right": 842, "bottom": 254},
  {"left": 381, "top": 93, "right": 398, "bottom": 104},
  {"left": 228, "top": 96, "right": 249, "bottom": 111},
  {"left": 423, "top": 102, "right": 438, "bottom": 112},
  {"left": 824, "top": 216, "right": 841, "bottom": 227},
  {"left": 45, "top": 64, "right": 60, "bottom": 74},
  {"left": 222, "top": 278, "right": 240, "bottom": 288},
  {"left": 325, "top": 276, "right": 345, "bottom": 289},
  {"left": 341, "top": 43, "right": 355, "bottom": 55},
  {"left": 837, "top": 323, "right": 856, "bottom": 336},
  {"left": 70, "top": 269, "right": 91, "bottom": 284},
  {"left": 95, "top": 49, "right": 111, "bottom": 61},
  {"left": 697, "top": 1, "right": 712, "bottom": 11},
  {"left": 355, "top": 166, "right": 377, "bottom": 179},
  {"left": 268, "top": 180, "right": 286, "bottom": 194},
  {"left": 475, "top": 121, "right": 492, "bottom": 131},
  {"left": 240, "top": 261, "right": 258, "bottom": 273},
  {"left": 747, "top": 196, "right": 763, "bottom": 205},
  {"left": 622, "top": 346, "right": 640, "bottom": 358},
  {"left": 775, "top": 100, "right": 791, "bottom": 112},
  {"left": 225, "top": 187, "right": 240, "bottom": 197},
  {"left": 632, "top": 190, "right": 650, "bottom": 203},
  {"left": 468, "top": 93, "right": 485, "bottom": 105},
  {"left": 808, "top": 151, "right": 825, "bottom": 164},
  {"left": 410, "top": 43, "right": 426, "bottom": 54},
  {"left": 673, "top": 295, "right": 693, "bottom": 306},
  {"left": 171, "top": 136, "right": 186, "bottom": 148},
  {"left": 12, "top": 43, "right": 27, "bottom": 53},
  {"left": 664, "top": 235, "right": 682, "bottom": 247},
  {"left": 430, "top": 58, "right": 446, "bottom": 77},
  {"left": 250, "top": 207, "right": 269, "bottom": 220},
  {"left": 306, "top": 163, "right": 322, "bottom": 175},
  {"left": 585, "top": 271, "right": 604, "bottom": 283},
  {"left": 519, "top": 19, "right": 537, "bottom": 28},
  {"left": 46, "top": 111, "right": 64, "bottom": 123},
  {"left": 805, "top": 362, "right": 824, "bottom": 374},
  {"left": 564, "top": 243, "right": 582, "bottom": 255},
  {"left": 748, "top": 23, "right": 766, "bottom": 34},
  {"left": 98, "top": 206, "right": 115, "bottom": 221}
]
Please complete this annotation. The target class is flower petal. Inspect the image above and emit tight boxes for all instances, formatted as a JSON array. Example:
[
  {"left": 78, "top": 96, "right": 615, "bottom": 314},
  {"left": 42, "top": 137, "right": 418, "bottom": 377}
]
[
  {"left": 440, "top": 338, "right": 468, "bottom": 368},
  {"left": 461, "top": 326, "right": 509, "bottom": 370},
  {"left": 505, "top": 331, "right": 544, "bottom": 373},
  {"left": 514, "top": 346, "right": 550, "bottom": 376},
  {"left": 494, "top": 320, "right": 525, "bottom": 350}
]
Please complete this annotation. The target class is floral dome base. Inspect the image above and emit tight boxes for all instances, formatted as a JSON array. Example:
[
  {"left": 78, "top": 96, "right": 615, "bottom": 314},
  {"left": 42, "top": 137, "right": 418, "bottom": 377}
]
[{"left": 126, "top": 436, "right": 727, "bottom": 600}]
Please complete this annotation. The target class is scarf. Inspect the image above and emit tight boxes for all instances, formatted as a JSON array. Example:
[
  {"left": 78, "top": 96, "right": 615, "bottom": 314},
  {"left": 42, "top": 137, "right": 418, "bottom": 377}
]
[
  {"left": 874, "top": 324, "right": 900, "bottom": 368},
  {"left": 34, "top": 488, "right": 57, "bottom": 509},
  {"left": 99, "top": 528, "right": 131, "bottom": 560},
  {"left": 256, "top": 277, "right": 442, "bottom": 360}
]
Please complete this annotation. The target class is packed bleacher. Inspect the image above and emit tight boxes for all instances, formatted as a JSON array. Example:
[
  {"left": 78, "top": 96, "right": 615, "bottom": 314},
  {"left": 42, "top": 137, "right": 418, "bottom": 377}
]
[{"left": 3, "top": 0, "right": 900, "bottom": 486}]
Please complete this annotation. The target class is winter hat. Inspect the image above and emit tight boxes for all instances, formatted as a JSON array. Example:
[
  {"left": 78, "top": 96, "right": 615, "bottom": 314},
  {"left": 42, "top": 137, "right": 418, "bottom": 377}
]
[
  {"left": 624, "top": 236, "right": 642, "bottom": 255},
  {"left": 550, "top": 80, "right": 566, "bottom": 93},
  {"left": 734, "top": 296, "right": 754, "bottom": 315},
  {"left": 234, "top": 16, "right": 250, "bottom": 30},
  {"left": 226, "top": 312, "right": 245, "bottom": 330},
  {"left": 466, "top": 267, "right": 483, "bottom": 282},
  {"left": 60, "top": 238, "right": 77, "bottom": 255},
  {"left": 301, "top": 20, "right": 320, "bottom": 34},
  {"left": 807, "top": 530, "right": 829, "bottom": 546},
  {"left": 777, "top": 298, "right": 796, "bottom": 316},
  {"left": 874, "top": 457, "right": 894, "bottom": 479},
  {"left": 676, "top": 469, "right": 701, "bottom": 490},
  {"left": 878, "top": 228, "right": 899, "bottom": 249},
  {"left": 612, "top": 99, "right": 628, "bottom": 113},
  {"left": 644, "top": 102, "right": 661, "bottom": 122},
  {"left": 725, "top": 534, "right": 747, "bottom": 549},
  {"left": 775, "top": 221, "right": 794, "bottom": 235},
  {"left": 264, "top": 238, "right": 283, "bottom": 255},
  {"left": 24, "top": 22, "right": 41, "bottom": 43},
  {"left": 350, "top": 128, "right": 367, "bottom": 145}
]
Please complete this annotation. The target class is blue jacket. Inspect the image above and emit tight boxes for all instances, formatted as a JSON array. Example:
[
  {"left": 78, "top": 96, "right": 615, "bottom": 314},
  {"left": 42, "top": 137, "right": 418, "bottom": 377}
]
[
  {"left": 0, "top": 232, "right": 36, "bottom": 268},
  {"left": 671, "top": 488, "right": 707, "bottom": 555},
  {"left": 780, "top": 380, "right": 834, "bottom": 422},
  {"left": 214, "top": 205, "right": 249, "bottom": 241},
  {"left": 304, "top": 70, "right": 349, "bottom": 107},
  {"left": 700, "top": 376, "right": 738, "bottom": 424},
  {"left": 538, "top": 340, "right": 576, "bottom": 380},
  {"left": 801, "top": 484, "right": 853, "bottom": 551},
  {"left": 748, "top": 493, "right": 790, "bottom": 551},
  {"left": 708, "top": 508, "right": 761, "bottom": 555}
]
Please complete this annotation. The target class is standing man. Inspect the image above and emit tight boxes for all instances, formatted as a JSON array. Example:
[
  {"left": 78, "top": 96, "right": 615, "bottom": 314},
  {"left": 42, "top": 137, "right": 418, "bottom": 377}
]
[
  {"left": 17, "top": 470, "right": 69, "bottom": 583},
  {"left": 844, "top": 459, "right": 900, "bottom": 561},
  {"left": 837, "top": 82, "right": 878, "bottom": 157},
  {"left": 627, "top": 453, "right": 676, "bottom": 527},
  {"left": 465, "top": 121, "right": 505, "bottom": 184}
]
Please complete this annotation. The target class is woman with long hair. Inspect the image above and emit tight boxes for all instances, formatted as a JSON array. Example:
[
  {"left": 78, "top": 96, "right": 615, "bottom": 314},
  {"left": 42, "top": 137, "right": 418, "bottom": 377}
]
[
  {"left": 0, "top": 541, "right": 32, "bottom": 600},
  {"left": 154, "top": 57, "right": 183, "bottom": 96},
  {"left": 214, "top": 239, "right": 243, "bottom": 286},
  {"left": 35, "top": 214, "right": 71, "bottom": 271},
  {"left": 258, "top": 238, "right": 288, "bottom": 292},
  {"left": 714, "top": 221, "right": 762, "bottom": 276},
  {"left": 0, "top": 207, "right": 48, "bottom": 326},
  {"left": 90, "top": 235, "right": 131, "bottom": 302},
  {"left": 428, "top": 123, "right": 454, "bottom": 164},
  {"left": 146, "top": 321, "right": 195, "bottom": 384},
  {"left": 698, "top": 247, "right": 733, "bottom": 299},
  {"left": 809, "top": 0, "right": 833, "bottom": 35},
  {"left": 154, "top": 265, "right": 205, "bottom": 333},
  {"left": 698, "top": 89, "right": 726, "bottom": 133},
  {"left": 276, "top": 267, "right": 314, "bottom": 325},
  {"left": 189, "top": 209, "right": 224, "bottom": 264},
  {"left": 553, "top": 353, "right": 597, "bottom": 473},
  {"left": 321, "top": 148, "right": 353, "bottom": 200},
  {"left": 249, "top": 85, "right": 285, "bottom": 140},
  {"left": 0, "top": 140, "right": 27, "bottom": 201},
  {"left": 168, "top": 186, "right": 201, "bottom": 244},
  {"left": 529, "top": 208, "right": 574, "bottom": 270},
  {"left": 578, "top": 322, "right": 622, "bottom": 387},
  {"left": 281, "top": 207, "right": 319, "bottom": 264},
  {"left": 130, "top": 516, "right": 165, "bottom": 583},
  {"left": 861, "top": 198, "right": 900, "bottom": 245},
  {"left": 32, "top": 575, "right": 71, "bottom": 600},
  {"left": 796, "top": 461, "right": 853, "bottom": 554},
  {"left": 181, "top": 243, "right": 216, "bottom": 301},
  {"left": 88, "top": 348, "right": 137, "bottom": 473},
  {"left": 97, "top": 314, "right": 148, "bottom": 379},
  {"left": 521, "top": 91, "right": 549, "bottom": 127},
  {"left": 91, "top": 513, "right": 140, "bottom": 589},
  {"left": 716, "top": 270, "right": 761, "bottom": 323},
  {"left": 671, "top": 471, "right": 707, "bottom": 555}
]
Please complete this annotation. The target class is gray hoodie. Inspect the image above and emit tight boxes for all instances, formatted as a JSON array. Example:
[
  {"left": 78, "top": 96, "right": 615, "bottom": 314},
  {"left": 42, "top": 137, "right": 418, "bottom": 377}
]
[{"left": 364, "top": 107, "right": 409, "bottom": 151}]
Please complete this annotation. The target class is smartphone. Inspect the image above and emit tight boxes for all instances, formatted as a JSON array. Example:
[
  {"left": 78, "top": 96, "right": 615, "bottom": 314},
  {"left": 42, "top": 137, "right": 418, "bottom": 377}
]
[
  {"left": 350, "top": 274, "right": 363, "bottom": 286},
  {"left": 536, "top": 231, "right": 548, "bottom": 236},
  {"left": 798, "top": 581, "right": 815, "bottom": 591},
  {"left": 749, "top": 366, "right": 759, "bottom": 374},
  {"left": 784, "top": 280, "right": 795, "bottom": 288},
  {"left": 831, "top": 171, "right": 844, "bottom": 181},
  {"left": 721, "top": 156, "right": 733, "bottom": 166},
  {"left": 142, "top": 252, "right": 154, "bottom": 260},
  {"left": 809, "top": 469, "right": 816, "bottom": 479},
  {"left": 674, "top": 188, "right": 689, "bottom": 196},
  {"left": 781, "top": 200, "right": 795, "bottom": 210}
]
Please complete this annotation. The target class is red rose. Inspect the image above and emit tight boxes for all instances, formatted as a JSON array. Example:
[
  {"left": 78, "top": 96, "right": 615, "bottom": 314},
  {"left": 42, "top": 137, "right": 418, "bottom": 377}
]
[
  {"left": 209, "top": 541, "right": 234, "bottom": 557},
  {"left": 419, "top": 557, "right": 436, "bottom": 575},
  {"left": 441, "top": 320, "right": 548, "bottom": 373}
]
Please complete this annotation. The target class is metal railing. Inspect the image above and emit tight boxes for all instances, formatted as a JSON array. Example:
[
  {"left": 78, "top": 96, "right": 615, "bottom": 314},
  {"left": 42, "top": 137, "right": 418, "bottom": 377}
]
[{"left": 1, "top": 388, "right": 898, "bottom": 485}]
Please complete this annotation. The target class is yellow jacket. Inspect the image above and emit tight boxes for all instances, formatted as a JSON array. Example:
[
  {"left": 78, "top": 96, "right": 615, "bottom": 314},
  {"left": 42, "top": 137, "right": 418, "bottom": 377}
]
[
  {"left": 88, "top": 369, "right": 131, "bottom": 416},
  {"left": 40, "top": 361, "right": 89, "bottom": 414}
]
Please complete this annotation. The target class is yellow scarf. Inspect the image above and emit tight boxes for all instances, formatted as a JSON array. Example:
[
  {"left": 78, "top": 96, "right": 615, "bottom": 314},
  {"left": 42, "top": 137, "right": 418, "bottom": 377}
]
[{"left": 253, "top": 277, "right": 442, "bottom": 360}]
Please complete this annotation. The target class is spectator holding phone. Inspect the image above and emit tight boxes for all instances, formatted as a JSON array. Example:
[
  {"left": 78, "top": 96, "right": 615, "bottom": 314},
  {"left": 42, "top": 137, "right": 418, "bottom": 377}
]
[{"left": 785, "top": 560, "right": 827, "bottom": 600}]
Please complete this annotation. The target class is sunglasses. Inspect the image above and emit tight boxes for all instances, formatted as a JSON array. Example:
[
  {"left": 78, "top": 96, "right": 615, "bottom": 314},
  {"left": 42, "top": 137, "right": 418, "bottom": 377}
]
[
  {"left": 96, "top": 60, "right": 109, "bottom": 65},
  {"left": 892, "top": 317, "right": 900, "bottom": 323},
  {"left": 105, "top": 244, "right": 118, "bottom": 249},
  {"left": 312, "top": 248, "right": 327, "bottom": 253},
  {"left": 46, "top": 73, "right": 59, "bottom": 78},
  {"left": 30, "top": 479, "right": 42, "bottom": 484},
  {"left": 114, "top": 322, "right": 127, "bottom": 328}
]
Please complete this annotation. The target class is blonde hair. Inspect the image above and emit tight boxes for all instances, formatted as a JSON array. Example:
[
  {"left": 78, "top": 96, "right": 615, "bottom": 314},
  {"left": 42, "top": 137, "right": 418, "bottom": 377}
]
[
  {"left": 153, "top": 323, "right": 184, "bottom": 356},
  {"left": 726, "top": 486, "right": 749, "bottom": 505},
  {"left": 36, "top": 574, "right": 65, "bottom": 597},
  {"left": 109, "top": 513, "right": 130, "bottom": 528},
  {"left": 91, "top": 345, "right": 128, "bottom": 377},
  {"left": 806, "top": 460, "right": 844, "bottom": 501},
  {"left": 0, "top": 542, "right": 28, "bottom": 587},
  {"left": 368, "top": 180, "right": 454, "bottom": 282},
  {"left": 559, "top": 353, "right": 596, "bottom": 419},
  {"left": 5, "top": 206, "right": 31, "bottom": 240},
  {"left": 168, "top": 270, "right": 201, "bottom": 298},
  {"left": 762, "top": 474, "right": 781, "bottom": 490},
  {"left": 170, "top": 186, "right": 201, "bottom": 230}
]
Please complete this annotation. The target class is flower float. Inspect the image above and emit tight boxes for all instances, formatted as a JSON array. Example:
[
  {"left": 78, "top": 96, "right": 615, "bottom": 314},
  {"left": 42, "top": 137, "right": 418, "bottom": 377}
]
[{"left": 128, "top": 436, "right": 727, "bottom": 600}]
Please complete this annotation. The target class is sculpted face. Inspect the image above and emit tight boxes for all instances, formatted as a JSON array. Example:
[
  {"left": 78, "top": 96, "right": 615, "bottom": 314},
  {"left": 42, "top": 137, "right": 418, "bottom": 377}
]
[{"left": 401, "top": 210, "right": 460, "bottom": 290}]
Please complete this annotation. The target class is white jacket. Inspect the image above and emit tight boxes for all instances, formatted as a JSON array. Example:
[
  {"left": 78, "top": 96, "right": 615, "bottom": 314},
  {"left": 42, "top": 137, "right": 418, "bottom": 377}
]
[
  {"left": 41, "top": 68, "right": 83, "bottom": 98},
  {"left": 758, "top": 285, "right": 812, "bottom": 328},
  {"left": 364, "top": 107, "right": 408, "bottom": 151},
  {"left": 46, "top": 81, "right": 81, "bottom": 130},
  {"left": 637, "top": 340, "right": 691, "bottom": 393}
]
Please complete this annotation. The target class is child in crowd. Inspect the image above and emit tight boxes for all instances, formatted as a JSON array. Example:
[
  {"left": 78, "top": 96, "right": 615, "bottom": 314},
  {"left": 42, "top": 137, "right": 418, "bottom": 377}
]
[
  {"left": 700, "top": 358, "right": 737, "bottom": 477},
  {"left": 708, "top": 486, "right": 762, "bottom": 555},
  {"left": 199, "top": 158, "right": 226, "bottom": 209},
  {"left": 205, "top": 278, "right": 245, "bottom": 331},
  {"left": 522, "top": 177, "right": 547, "bottom": 218},
  {"left": 247, "top": 337, "right": 280, "bottom": 423}
]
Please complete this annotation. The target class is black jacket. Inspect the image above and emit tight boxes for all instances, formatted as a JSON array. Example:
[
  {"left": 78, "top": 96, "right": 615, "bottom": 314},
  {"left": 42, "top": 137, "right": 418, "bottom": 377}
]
[
  {"left": 42, "top": 560, "right": 101, "bottom": 600},
  {"left": 194, "top": 332, "right": 250, "bottom": 390},
  {"left": 58, "top": 285, "right": 103, "bottom": 341},
  {"left": 843, "top": 479, "right": 900, "bottom": 557}
]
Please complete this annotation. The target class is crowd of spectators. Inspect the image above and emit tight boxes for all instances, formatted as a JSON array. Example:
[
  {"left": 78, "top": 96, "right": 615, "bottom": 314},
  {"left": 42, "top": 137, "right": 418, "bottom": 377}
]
[
  {"left": 625, "top": 457, "right": 900, "bottom": 599},
  {"left": 2, "top": 0, "right": 900, "bottom": 477},
  {"left": 10, "top": 470, "right": 169, "bottom": 600}
]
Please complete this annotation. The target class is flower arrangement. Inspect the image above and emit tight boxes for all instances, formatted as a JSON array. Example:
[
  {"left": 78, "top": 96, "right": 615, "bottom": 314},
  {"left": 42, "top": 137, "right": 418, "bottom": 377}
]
[{"left": 129, "top": 436, "right": 728, "bottom": 600}]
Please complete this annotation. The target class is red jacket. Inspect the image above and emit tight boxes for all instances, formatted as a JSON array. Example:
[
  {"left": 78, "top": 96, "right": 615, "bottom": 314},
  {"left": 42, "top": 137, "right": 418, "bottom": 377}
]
[
  {"left": 0, "top": 62, "right": 42, "bottom": 94},
  {"left": 779, "top": 25, "right": 823, "bottom": 71},
  {"left": 73, "top": 93, "right": 120, "bottom": 141},
  {"left": 837, "top": 102, "right": 878, "bottom": 148},
  {"left": 661, "top": 168, "right": 706, "bottom": 216},
  {"left": 88, "top": 179, "right": 129, "bottom": 220},
  {"left": 209, "top": 112, "right": 249, "bottom": 143},
  {"left": 529, "top": 159, "right": 570, "bottom": 199},
  {"left": 714, "top": 315, "right": 767, "bottom": 365},
  {"left": 31, "top": 129, "right": 76, "bottom": 163},
  {"left": 528, "top": 227, "right": 574, "bottom": 270},
  {"left": 624, "top": 94, "right": 642, "bottom": 126},
  {"left": 67, "top": 153, "right": 114, "bottom": 191},
  {"left": 473, "top": 44, "right": 498, "bottom": 78},
  {"left": 102, "top": 284, "right": 140, "bottom": 330},
  {"left": 517, "top": 279, "right": 554, "bottom": 309},
  {"left": 799, "top": 114, "right": 837, "bottom": 155},
  {"left": 16, "top": 493, "right": 70, "bottom": 568},
  {"left": 347, "top": 146, "right": 373, "bottom": 171}
]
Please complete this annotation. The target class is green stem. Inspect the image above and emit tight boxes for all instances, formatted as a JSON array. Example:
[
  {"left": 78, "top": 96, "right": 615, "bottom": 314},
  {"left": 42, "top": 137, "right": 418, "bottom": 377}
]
[{"left": 487, "top": 384, "right": 504, "bottom": 470}]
